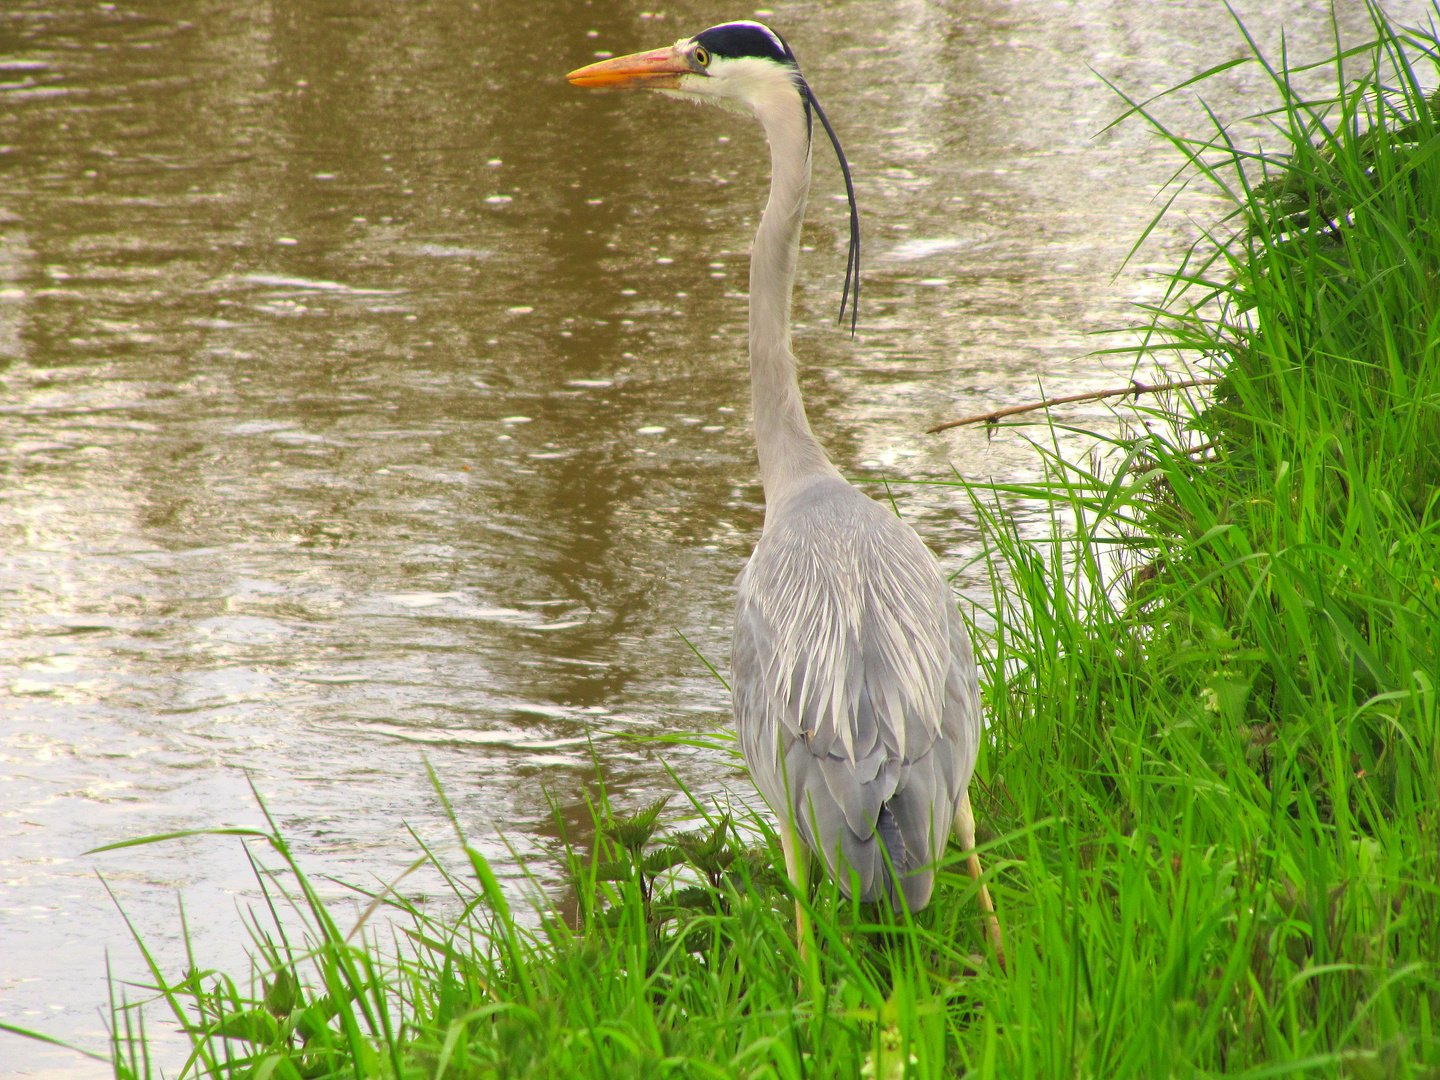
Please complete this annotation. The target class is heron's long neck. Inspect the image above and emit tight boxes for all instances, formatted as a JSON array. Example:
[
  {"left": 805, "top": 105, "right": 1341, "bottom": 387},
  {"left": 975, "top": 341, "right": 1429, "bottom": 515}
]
[{"left": 750, "top": 87, "right": 841, "bottom": 508}]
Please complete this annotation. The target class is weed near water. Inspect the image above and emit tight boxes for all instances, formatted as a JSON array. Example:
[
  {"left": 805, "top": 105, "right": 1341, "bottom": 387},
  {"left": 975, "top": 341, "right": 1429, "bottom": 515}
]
[
  {"left": 7, "top": 4, "right": 1440, "bottom": 1077},
  {"left": 67, "top": 759, "right": 1019, "bottom": 1080},
  {"left": 944, "top": 3, "right": 1439, "bottom": 1070}
]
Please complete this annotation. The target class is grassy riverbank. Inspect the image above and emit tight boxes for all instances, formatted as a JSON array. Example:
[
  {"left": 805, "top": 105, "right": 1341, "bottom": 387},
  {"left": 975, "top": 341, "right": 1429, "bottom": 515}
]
[{"left": 15, "top": 6, "right": 1439, "bottom": 1077}]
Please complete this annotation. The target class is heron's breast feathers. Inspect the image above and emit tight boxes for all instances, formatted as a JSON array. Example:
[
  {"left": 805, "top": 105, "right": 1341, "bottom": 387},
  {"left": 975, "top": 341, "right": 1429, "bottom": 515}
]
[{"left": 735, "top": 499, "right": 953, "bottom": 767}]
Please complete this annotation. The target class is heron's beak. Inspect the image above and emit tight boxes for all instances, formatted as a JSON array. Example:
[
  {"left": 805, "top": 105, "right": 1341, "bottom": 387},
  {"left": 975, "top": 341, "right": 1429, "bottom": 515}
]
[{"left": 566, "top": 46, "right": 690, "bottom": 90}]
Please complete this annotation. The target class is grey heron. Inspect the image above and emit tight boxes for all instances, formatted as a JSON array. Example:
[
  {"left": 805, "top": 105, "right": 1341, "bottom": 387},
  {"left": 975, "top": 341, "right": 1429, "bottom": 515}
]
[{"left": 568, "top": 22, "right": 1002, "bottom": 960}]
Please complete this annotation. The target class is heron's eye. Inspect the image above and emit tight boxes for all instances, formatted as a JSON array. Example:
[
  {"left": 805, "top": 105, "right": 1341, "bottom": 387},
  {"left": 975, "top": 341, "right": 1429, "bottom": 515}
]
[{"left": 694, "top": 46, "right": 711, "bottom": 67}]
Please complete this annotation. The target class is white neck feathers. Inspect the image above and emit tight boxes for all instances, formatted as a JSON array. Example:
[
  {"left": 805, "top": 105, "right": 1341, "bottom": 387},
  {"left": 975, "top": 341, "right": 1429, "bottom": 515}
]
[{"left": 744, "top": 70, "right": 842, "bottom": 513}]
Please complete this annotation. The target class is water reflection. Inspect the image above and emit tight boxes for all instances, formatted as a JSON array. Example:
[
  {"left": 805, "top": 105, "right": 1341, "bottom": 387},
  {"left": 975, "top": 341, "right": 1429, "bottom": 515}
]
[{"left": 0, "top": 0, "right": 1423, "bottom": 1072}]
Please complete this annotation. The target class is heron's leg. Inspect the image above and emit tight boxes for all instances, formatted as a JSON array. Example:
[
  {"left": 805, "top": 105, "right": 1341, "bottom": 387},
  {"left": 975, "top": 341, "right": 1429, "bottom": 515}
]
[
  {"left": 777, "top": 815, "right": 810, "bottom": 962},
  {"left": 953, "top": 789, "right": 1004, "bottom": 967}
]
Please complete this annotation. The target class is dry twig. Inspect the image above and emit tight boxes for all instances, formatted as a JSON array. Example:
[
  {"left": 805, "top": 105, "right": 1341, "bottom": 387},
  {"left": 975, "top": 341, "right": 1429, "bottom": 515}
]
[{"left": 926, "top": 377, "right": 1220, "bottom": 434}]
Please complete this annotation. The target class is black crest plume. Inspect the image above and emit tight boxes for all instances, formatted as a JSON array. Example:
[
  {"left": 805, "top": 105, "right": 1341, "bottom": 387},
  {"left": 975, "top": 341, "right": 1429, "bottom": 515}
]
[{"left": 799, "top": 80, "right": 860, "bottom": 335}]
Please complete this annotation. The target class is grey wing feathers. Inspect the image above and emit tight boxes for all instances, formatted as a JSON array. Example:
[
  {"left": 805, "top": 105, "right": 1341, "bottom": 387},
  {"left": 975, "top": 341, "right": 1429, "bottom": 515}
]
[{"left": 731, "top": 477, "right": 982, "bottom": 910}]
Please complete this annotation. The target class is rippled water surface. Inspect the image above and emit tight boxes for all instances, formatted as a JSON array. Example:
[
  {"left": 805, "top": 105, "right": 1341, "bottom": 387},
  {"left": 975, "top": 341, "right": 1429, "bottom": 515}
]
[{"left": 2, "top": 0, "right": 1424, "bottom": 1072}]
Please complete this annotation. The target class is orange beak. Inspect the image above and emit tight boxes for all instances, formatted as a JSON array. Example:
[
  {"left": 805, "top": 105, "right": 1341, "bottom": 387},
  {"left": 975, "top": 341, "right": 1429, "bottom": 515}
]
[{"left": 566, "top": 46, "right": 692, "bottom": 90}]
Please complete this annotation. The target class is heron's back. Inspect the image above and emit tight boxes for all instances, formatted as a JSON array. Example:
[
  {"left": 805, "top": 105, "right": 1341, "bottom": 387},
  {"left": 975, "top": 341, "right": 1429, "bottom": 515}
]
[{"left": 731, "top": 474, "right": 981, "bottom": 909}]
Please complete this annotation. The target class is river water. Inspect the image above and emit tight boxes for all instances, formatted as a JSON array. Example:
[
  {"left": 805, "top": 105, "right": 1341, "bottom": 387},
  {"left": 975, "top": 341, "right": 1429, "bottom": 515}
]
[{"left": 1, "top": 0, "right": 1423, "bottom": 1073}]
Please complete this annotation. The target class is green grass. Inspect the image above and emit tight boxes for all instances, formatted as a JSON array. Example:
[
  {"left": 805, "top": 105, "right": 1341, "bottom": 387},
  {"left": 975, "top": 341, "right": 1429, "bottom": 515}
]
[{"left": 10, "top": 5, "right": 1440, "bottom": 1077}]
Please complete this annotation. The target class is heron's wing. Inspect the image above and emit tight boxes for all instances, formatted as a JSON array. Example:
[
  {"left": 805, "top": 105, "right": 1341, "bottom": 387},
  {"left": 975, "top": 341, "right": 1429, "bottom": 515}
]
[
  {"left": 731, "top": 482, "right": 980, "bottom": 904},
  {"left": 740, "top": 496, "right": 952, "bottom": 757}
]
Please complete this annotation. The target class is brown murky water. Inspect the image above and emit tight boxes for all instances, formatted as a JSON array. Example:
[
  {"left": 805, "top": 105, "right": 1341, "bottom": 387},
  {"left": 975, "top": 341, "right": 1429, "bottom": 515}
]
[{"left": 1, "top": 0, "right": 1421, "bottom": 1072}]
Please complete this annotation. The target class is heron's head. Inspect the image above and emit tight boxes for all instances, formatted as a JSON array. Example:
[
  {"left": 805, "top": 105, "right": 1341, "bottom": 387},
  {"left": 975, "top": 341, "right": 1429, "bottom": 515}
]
[
  {"left": 565, "top": 21, "right": 801, "bottom": 117},
  {"left": 566, "top": 21, "right": 861, "bottom": 334}
]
